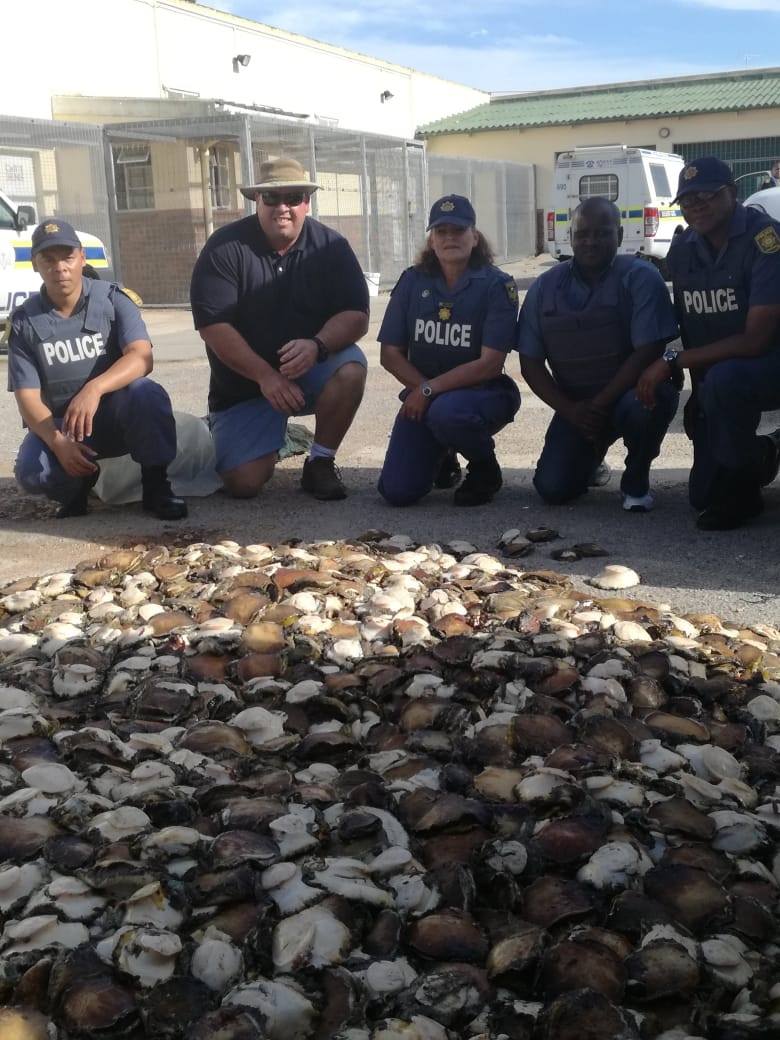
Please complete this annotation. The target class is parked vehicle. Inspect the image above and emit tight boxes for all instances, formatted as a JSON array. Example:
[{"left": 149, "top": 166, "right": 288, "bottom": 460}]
[
  {"left": 547, "top": 145, "right": 686, "bottom": 274},
  {"left": 0, "top": 189, "right": 110, "bottom": 332},
  {"left": 744, "top": 184, "right": 780, "bottom": 222}
]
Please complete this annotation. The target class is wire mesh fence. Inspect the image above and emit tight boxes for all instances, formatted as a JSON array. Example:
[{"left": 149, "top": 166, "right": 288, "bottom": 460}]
[
  {"left": 427, "top": 154, "right": 536, "bottom": 263},
  {"left": 0, "top": 114, "right": 114, "bottom": 269},
  {"left": 0, "top": 109, "right": 538, "bottom": 309}
]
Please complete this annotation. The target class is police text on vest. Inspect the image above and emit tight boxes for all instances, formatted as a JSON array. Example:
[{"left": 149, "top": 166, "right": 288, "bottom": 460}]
[
  {"left": 414, "top": 320, "right": 472, "bottom": 348},
  {"left": 682, "top": 288, "right": 739, "bottom": 315},
  {"left": 42, "top": 333, "right": 106, "bottom": 365}
]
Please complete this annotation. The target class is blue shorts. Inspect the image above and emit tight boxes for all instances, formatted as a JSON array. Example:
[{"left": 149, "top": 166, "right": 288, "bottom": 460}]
[{"left": 209, "top": 345, "right": 367, "bottom": 473}]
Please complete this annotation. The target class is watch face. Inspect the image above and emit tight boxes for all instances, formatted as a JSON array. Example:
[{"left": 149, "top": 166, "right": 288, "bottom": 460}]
[{"left": 422, "top": 384, "right": 432, "bottom": 397}]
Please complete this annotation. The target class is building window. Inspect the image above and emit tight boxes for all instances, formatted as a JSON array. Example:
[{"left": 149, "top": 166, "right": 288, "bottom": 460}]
[
  {"left": 209, "top": 145, "right": 231, "bottom": 209},
  {"left": 113, "top": 145, "right": 154, "bottom": 211},
  {"left": 579, "top": 174, "right": 619, "bottom": 202}
]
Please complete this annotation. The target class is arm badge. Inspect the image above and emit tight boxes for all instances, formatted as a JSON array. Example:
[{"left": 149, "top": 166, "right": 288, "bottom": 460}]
[
  {"left": 755, "top": 226, "right": 780, "bottom": 254},
  {"left": 505, "top": 281, "right": 519, "bottom": 304}
]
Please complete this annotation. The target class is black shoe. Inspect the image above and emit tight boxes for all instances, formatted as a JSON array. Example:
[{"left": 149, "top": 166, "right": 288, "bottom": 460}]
[
  {"left": 56, "top": 470, "right": 99, "bottom": 519},
  {"left": 141, "top": 467, "right": 187, "bottom": 520},
  {"left": 301, "top": 457, "right": 347, "bottom": 500},
  {"left": 696, "top": 493, "right": 763, "bottom": 531},
  {"left": 453, "top": 455, "right": 503, "bottom": 506},
  {"left": 433, "top": 450, "right": 462, "bottom": 490}
]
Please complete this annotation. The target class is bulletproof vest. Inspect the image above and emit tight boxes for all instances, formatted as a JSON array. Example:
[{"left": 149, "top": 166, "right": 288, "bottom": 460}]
[
  {"left": 538, "top": 257, "right": 635, "bottom": 401},
  {"left": 14, "top": 280, "right": 120, "bottom": 416},
  {"left": 667, "top": 225, "right": 760, "bottom": 354}
]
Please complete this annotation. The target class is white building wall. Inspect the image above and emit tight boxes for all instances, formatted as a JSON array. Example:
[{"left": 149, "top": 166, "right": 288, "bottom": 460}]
[{"left": 2, "top": 0, "right": 486, "bottom": 138}]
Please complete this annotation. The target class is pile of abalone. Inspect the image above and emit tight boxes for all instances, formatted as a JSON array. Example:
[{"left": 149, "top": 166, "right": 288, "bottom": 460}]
[{"left": 0, "top": 535, "right": 778, "bottom": 1040}]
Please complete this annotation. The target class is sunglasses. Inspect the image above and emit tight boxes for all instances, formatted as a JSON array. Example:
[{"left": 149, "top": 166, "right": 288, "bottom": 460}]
[
  {"left": 259, "top": 191, "right": 309, "bottom": 207},
  {"left": 679, "top": 185, "right": 729, "bottom": 209}
]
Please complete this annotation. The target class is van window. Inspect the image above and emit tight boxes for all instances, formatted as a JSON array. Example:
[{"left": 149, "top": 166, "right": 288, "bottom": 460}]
[
  {"left": 0, "top": 195, "right": 16, "bottom": 230},
  {"left": 649, "top": 163, "right": 672, "bottom": 197},
  {"left": 579, "top": 174, "right": 618, "bottom": 202}
]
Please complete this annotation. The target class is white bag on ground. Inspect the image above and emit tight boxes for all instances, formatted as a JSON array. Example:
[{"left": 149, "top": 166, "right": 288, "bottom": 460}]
[{"left": 94, "top": 412, "right": 313, "bottom": 504}]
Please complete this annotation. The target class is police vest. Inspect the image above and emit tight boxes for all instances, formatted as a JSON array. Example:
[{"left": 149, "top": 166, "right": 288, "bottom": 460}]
[
  {"left": 406, "top": 270, "right": 498, "bottom": 378},
  {"left": 667, "top": 214, "right": 779, "bottom": 353},
  {"left": 13, "top": 280, "right": 121, "bottom": 416},
  {"left": 538, "top": 256, "right": 635, "bottom": 401}
]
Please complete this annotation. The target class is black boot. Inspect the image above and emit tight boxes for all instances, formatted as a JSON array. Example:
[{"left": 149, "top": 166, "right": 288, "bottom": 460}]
[
  {"left": 453, "top": 455, "right": 503, "bottom": 506},
  {"left": 56, "top": 469, "right": 99, "bottom": 519},
  {"left": 141, "top": 466, "right": 188, "bottom": 520},
  {"left": 696, "top": 467, "right": 763, "bottom": 531},
  {"left": 433, "top": 449, "right": 462, "bottom": 490}
]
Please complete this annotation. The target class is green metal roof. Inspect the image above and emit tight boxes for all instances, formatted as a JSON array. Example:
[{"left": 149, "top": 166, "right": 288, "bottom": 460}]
[{"left": 418, "top": 68, "right": 780, "bottom": 136}]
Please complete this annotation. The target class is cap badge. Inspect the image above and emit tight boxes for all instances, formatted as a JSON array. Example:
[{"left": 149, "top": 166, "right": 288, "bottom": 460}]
[
  {"left": 421, "top": 289, "right": 431, "bottom": 297},
  {"left": 440, "top": 201, "right": 455, "bottom": 212},
  {"left": 683, "top": 166, "right": 698, "bottom": 181},
  {"left": 43, "top": 223, "right": 60, "bottom": 233},
  {"left": 438, "top": 304, "right": 452, "bottom": 321}
]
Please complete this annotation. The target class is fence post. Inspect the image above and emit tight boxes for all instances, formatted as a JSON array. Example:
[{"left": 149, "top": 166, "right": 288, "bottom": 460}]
[
  {"left": 239, "top": 117, "right": 254, "bottom": 216},
  {"left": 101, "top": 130, "right": 123, "bottom": 284},
  {"left": 402, "top": 142, "right": 412, "bottom": 267},
  {"left": 360, "top": 135, "right": 372, "bottom": 272},
  {"left": 308, "top": 129, "right": 319, "bottom": 220},
  {"left": 501, "top": 163, "right": 509, "bottom": 262}
]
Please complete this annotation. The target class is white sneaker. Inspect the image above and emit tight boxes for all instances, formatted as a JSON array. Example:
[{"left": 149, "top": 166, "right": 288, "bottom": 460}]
[
  {"left": 588, "top": 461, "right": 612, "bottom": 487},
  {"left": 622, "top": 492, "right": 655, "bottom": 512}
]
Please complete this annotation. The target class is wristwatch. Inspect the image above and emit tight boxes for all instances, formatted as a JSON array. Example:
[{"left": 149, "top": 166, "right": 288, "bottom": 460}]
[
  {"left": 421, "top": 382, "right": 434, "bottom": 398},
  {"left": 312, "top": 336, "right": 329, "bottom": 363},
  {"left": 662, "top": 347, "right": 680, "bottom": 369}
]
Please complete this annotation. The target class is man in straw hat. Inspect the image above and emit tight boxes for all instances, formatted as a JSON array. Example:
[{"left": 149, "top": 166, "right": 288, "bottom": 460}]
[{"left": 190, "top": 156, "right": 369, "bottom": 500}]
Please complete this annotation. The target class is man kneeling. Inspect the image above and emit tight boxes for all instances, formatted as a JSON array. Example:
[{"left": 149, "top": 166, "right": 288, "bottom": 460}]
[
  {"left": 517, "top": 198, "right": 679, "bottom": 512},
  {"left": 190, "top": 158, "right": 368, "bottom": 500},
  {"left": 7, "top": 220, "right": 186, "bottom": 520}
]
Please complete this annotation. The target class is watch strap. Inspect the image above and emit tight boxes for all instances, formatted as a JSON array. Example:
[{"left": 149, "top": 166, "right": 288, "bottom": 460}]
[{"left": 312, "top": 336, "right": 329, "bottom": 362}]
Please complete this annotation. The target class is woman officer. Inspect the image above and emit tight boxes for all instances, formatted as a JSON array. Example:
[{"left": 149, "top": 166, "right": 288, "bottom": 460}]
[{"left": 377, "top": 194, "right": 521, "bottom": 507}]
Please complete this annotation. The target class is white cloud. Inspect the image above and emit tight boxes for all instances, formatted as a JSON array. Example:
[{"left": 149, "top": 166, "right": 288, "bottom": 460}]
[{"left": 199, "top": 1, "right": 735, "bottom": 91}]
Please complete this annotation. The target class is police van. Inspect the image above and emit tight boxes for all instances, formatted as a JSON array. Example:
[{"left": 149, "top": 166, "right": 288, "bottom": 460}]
[
  {"left": 547, "top": 145, "right": 686, "bottom": 273},
  {"left": 0, "top": 189, "right": 111, "bottom": 335}
]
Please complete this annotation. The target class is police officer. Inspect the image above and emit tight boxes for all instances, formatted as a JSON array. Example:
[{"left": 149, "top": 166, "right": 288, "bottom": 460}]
[
  {"left": 637, "top": 157, "right": 780, "bottom": 530},
  {"left": 518, "top": 197, "right": 679, "bottom": 511},
  {"left": 7, "top": 219, "right": 186, "bottom": 519},
  {"left": 377, "top": 194, "right": 520, "bottom": 507}
]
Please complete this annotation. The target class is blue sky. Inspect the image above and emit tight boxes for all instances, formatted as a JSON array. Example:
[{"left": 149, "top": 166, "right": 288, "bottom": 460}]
[{"left": 206, "top": 0, "right": 780, "bottom": 92}]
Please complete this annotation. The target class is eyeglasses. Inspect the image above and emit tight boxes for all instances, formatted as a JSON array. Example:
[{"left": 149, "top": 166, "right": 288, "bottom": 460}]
[
  {"left": 679, "top": 185, "right": 729, "bottom": 209},
  {"left": 259, "top": 191, "right": 309, "bottom": 207}
]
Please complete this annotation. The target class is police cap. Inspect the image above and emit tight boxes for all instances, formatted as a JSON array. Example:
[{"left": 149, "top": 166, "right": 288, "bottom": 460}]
[
  {"left": 31, "top": 219, "right": 82, "bottom": 257},
  {"left": 427, "top": 194, "right": 476, "bottom": 230},
  {"left": 673, "top": 157, "right": 735, "bottom": 203}
]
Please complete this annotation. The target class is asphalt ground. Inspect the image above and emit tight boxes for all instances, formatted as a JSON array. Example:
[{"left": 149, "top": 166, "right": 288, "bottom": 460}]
[{"left": 0, "top": 255, "right": 778, "bottom": 628}]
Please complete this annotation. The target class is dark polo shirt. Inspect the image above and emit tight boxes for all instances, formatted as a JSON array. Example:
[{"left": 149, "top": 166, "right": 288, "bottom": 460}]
[{"left": 190, "top": 215, "right": 369, "bottom": 412}]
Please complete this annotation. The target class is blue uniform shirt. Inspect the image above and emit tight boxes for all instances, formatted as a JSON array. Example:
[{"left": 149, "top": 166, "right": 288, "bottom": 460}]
[
  {"left": 379, "top": 264, "right": 518, "bottom": 379},
  {"left": 190, "top": 215, "right": 369, "bottom": 412},
  {"left": 7, "top": 278, "right": 148, "bottom": 416},
  {"left": 517, "top": 256, "right": 678, "bottom": 359}
]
